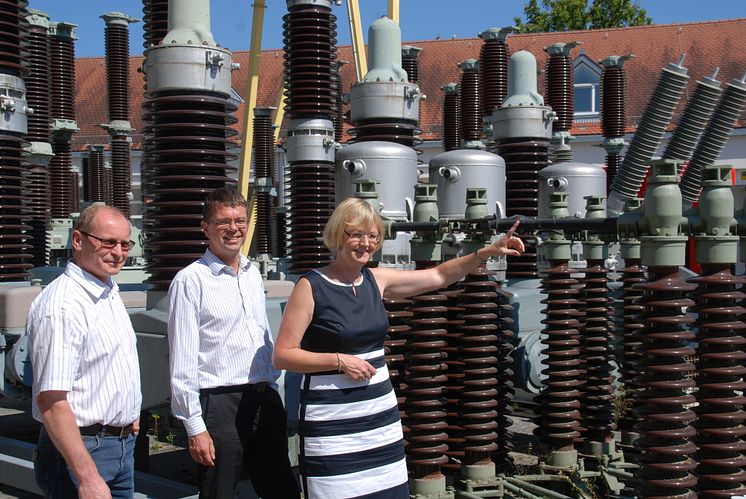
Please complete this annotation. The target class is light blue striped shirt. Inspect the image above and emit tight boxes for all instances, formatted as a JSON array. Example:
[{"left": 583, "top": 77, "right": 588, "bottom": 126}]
[
  {"left": 167, "top": 249, "right": 280, "bottom": 436},
  {"left": 27, "top": 261, "right": 142, "bottom": 427}
]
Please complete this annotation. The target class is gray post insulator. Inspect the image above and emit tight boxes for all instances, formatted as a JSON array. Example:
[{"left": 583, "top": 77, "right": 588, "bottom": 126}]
[
  {"left": 680, "top": 72, "right": 746, "bottom": 208},
  {"left": 662, "top": 68, "right": 722, "bottom": 166},
  {"left": 608, "top": 56, "right": 690, "bottom": 215}
]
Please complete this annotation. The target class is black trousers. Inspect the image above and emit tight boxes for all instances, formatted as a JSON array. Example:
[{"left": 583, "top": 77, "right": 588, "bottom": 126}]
[{"left": 198, "top": 385, "right": 300, "bottom": 499}]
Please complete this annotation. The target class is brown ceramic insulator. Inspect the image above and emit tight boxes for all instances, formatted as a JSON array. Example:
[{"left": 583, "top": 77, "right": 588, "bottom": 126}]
[
  {"left": 23, "top": 22, "right": 51, "bottom": 142},
  {"left": 252, "top": 112, "right": 273, "bottom": 179},
  {"left": 70, "top": 169, "right": 80, "bottom": 211},
  {"left": 0, "top": 133, "right": 31, "bottom": 281},
  {"left": 404, "top": 291, "right": 450, "bottom": 478},
  {"left": 605, "top": 153, "right": 621, "bottom": 195},
  {"left": 283, "top": 160, "right": 334, "bottom": 273},
  {"left": 535, "top": 260, "right": 583, "bottom": 453},
  {"left": 633, "top": 267, "right": 698, "bottom": 499},
  {"left": 384, "top": 298, "right": 412, "bottom": 414},
  {"left": 480, "top": 38, "right": 509, "bottom": 116},
  {"left": 457, "top": 269, "right": 501, "bottom": 468},
  {"left": 282, "top": 4, "right": 338, "bottom": 118},
  {"left": 24, "top": 166, "right": 49, "bottom": 267},
  {"left": 274, "top": 207, "right": 287, "bottom": 258},
  {"left": 459, "top": 67, "right": 482, "bottom": 142},
  {"left": 111, "top": 137, "right": 131, "bottom": 217},
  {"left": 348, "top": 119, "right": 423, "bottom": 148},
  {"left": 254, "top": 193, "right": 272, "bottom": 255},
  {"left": 495, "top": 284, "right": 516, "bottom": 472},
  {"left": 0, "top": 0, "right": 24, "bottom": 75},
  {"left": 105, "top": 21, "right": 130, "bottom": 122},
  {"left": 600, "top": 64, "right": 625, "bottom": 138},
  {"left": 49, "top": 140, "right": 73, "bottom": 218},
  {"left": 442, "top": 88, "right": 460, "bottom": 152},
  {"left": 49, "top": 31, "right": 75, "bottom": 121},
  {"left": 496, "top": 138, "right": 549, "bottom": 279},
  {"left": 441, "top": 287, "right": 465, "bottom": 473},
  {"left": 142, "top": 92, "right": 239, "bottom": 290},
  {"left": 252, "top": 111, "right": 274, "bottom": 255},
  {"left": 617, "top": 259, "right": 647, "bottom": 435},
  {"left": 688, "top": 265, "right": 746, "bottom": 498},
  {"left": 545, "top": 53, "right": 574, "bottom": 132},
  {"left": 103, "top": 165, "right": 112, "bottom": 206},
  {"left": 87, "top": 148, "right": 105, "bottom": 203},
  {"left": 332, "top": 61, "right": 345, "bottom": 143},
  {"left": 578, "top": 260, "right": 616, "bottom": 445},
  {"left": 401, "top": 53, "right": 420, "bottom": 85},
  {"left": 141, "top": 0, "right": 168, "bottom": 49}
]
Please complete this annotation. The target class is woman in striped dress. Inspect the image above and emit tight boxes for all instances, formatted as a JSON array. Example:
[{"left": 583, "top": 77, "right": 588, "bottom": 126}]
[{"left": 273, "top": 198, "right": 524, "bottom": 498}]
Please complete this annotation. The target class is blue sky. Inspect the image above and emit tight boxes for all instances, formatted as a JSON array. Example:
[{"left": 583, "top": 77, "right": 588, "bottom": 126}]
[{"left": 28, "top": 0, "right": 746, "bottom": 58}]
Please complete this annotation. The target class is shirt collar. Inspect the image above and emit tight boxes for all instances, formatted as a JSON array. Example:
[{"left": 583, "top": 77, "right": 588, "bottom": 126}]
[
  {"left": 65, "top": 261, "right": 118, "bottom": 299},
  {"left": 203, "top": 248, "right": 250, "bottom": 276}
]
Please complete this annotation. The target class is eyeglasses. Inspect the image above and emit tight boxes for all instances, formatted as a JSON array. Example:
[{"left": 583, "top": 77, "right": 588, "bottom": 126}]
[
  {"left": 211, "top": 218, "right": 249, "bottom": 229},
  {"left": 80, "top": 231, "right": 135, "bottom": 251},
  {"left": 344, "top": 230, "right": 381, "bottom": 243}
]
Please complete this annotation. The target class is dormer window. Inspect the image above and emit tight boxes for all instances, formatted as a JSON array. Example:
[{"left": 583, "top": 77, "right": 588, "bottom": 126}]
[{"left": 573, "top": 53, "right": 602, "bottom": 117}]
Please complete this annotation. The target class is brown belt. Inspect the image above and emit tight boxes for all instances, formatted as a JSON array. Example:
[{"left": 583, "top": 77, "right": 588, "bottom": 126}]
[{"left": 79, "top": 423, "right": 134, "bottom": 439}]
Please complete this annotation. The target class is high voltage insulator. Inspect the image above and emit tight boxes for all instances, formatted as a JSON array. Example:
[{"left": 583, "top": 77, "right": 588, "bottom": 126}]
[
  {"left": 600, "top": 54, "right": 632, "bottom": 193},
  {"left": 86, "top": 144, "right": 106, "bottom": 203},
  {"left": 441, "top": 83, "right": 460, "bottom": 152},
  {"left": 401, "top": 45, "right": 422, "bottom": 85},
  {"left": 142, "top": 0, "right": 168, "bottom": 49},
  {"left": 479, "top": 27, "right": 513, "bottom": 117},
  {"left": 458, "top": 59, "right": 482, "bottom": 146},
  {"left": 253, "top": 107, "right": 276, "bottom": 256},
  {"left": 662, "top": 69, "right": 722, "bottom": 165},
  {"left": 544, "top": 42, "right": 580, "bottom": 134},
  {"left": 282, "top": 0, "right": 337, "bottom": 273},
  {"left": 608, "top": 56, "right": 689, "bottom": 214},
  {"left": 680, "top": 73, "right": 746, "bottom": 207}
]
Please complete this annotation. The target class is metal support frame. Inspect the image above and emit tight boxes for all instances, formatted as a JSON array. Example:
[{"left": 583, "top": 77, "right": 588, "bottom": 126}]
[{"left": 346, "top": 0, "right": 367, "bottom": 81}]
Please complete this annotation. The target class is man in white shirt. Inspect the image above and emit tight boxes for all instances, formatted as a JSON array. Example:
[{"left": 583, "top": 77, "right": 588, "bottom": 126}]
[
  {"left": 27, "top": 205, "right": 142, "bottom": 499},
  {"left": 168, "top": 188, "right": 299, "bottom": 498}
]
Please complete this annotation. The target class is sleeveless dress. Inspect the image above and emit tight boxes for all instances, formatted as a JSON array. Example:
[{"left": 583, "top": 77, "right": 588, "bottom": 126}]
[{"left": 298, "top": 268, "right": 409, "bottom": 499}]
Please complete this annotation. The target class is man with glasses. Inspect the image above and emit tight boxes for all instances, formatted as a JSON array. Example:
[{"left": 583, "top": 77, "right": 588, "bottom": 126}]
[
  {"left": 167, "top": 188, "right": 299, "bottom": 498},
  {"left": 27, "top": 204, "right": 141, "bottom": 498}
]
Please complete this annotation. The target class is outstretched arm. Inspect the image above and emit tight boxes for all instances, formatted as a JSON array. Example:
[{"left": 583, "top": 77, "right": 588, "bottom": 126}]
[{"left": 373, "top": 220, "right": 524, "bottom": 300}]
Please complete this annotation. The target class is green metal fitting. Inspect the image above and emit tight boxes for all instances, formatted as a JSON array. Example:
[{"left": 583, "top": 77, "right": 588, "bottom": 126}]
[
  {"left": 411, "top": 184, "right": 442, "bottom": 261},
  {"left": 442, "top": 82, "right": 458, "bottom": 95},
  {"left": 543, "top": 193, "right": 572, "bottom": 261},
  {"left": 619, "top": 198, "right": 643, "bottom": 261},
  {"left": 100, "top": 12, "right": 140, "bottom": 27},
  {"left": 353, "top": 180, "right": 381, "bottom": 211},
  {"left": 461, "top": 188, "right": 491, "bottom": 254},
  {"left": 26, "top": 9, "right": 51, "bottom": 30},
  {"left": 478, "top": 26, "right": 517, "bottom": 43},
  {"left": 639, "top": 159, "right": 688, "bottom": 267},
  {"left": 598, "top": 54, "right": 634, "bottom": 69},
  {"left": 544, "top": 41, "right": 582, "bottom": 58},
  {"left": 690, "top": 165, "right": 738, "bottom": 264},
  {"left": 49, "top": 22, "right": 78, "bottom": 40},
  {"left": 582, "top": 196, "right": 607, "bottom": 261}
]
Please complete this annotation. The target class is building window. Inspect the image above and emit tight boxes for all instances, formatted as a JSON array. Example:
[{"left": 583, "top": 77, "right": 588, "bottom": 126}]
[{"left": 573, "top": 53, "right": 601, "bottom": 117}]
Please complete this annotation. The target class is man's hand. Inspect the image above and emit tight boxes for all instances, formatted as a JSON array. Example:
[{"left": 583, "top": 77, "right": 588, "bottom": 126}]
[
  {"left": 188, "top": 431, "right": 215, "bottom": 466},
  {"left": 77, "top": 475, "right": 112, "bottom": 499}
]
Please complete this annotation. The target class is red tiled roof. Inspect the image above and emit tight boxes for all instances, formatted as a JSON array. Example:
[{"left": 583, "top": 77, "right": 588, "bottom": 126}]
[{"left": 72, "top": 18, "right": 746, "bottom": 151}]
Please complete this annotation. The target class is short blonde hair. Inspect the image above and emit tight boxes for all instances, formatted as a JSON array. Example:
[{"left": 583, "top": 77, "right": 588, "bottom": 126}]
[{"left": 323, "top": 198, "right": 384, "bottom": 252}]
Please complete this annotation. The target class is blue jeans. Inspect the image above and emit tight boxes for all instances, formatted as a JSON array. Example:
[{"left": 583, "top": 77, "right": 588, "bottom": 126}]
[{"left": 34, "top": 426, "right": 136, "bottom": 498}]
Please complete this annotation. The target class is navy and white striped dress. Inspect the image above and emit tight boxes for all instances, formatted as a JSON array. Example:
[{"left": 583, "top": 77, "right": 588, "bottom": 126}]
[{"left": 299, "top": 268, "right": 409, "bottom": 498}]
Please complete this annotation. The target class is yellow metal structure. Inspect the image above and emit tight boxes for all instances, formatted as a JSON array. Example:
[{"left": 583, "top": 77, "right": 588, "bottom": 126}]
[
  {"left": 346, "top": 0, "right": 367, "bottom": 81},
  {"left": 387, "top": 0, "right": 399, "bottom": 24},
  {"left": 239, "top": 0, "right": 267, "bottom": 256}
]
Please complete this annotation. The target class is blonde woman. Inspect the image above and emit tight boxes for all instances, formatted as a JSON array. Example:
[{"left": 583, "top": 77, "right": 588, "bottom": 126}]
[{"left": 274, "top": 197, "right": 523, "bottom": 498}]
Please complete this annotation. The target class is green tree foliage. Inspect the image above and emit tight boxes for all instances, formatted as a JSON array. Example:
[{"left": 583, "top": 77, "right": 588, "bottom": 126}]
[{"left": 514, "top": 0, "right": 652, "bottom": 33}]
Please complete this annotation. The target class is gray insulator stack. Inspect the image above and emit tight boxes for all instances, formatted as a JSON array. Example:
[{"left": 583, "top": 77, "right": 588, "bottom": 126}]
[
  {"left": 607, "top": 56, "right": 690, "bottom": 215},
  {"left": 680, "top": 73, "right": 746, "bottom": 208},
  {"left": 662, "top": 69, "right": 722, "bottom": 166}
]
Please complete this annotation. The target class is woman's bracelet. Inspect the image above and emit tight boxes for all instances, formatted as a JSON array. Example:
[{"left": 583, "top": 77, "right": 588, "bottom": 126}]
[
  {"left": 474, "top": 249, "right": 490, "bottom": 264},
  {"left": 336, "top": 352, "right": 342, "bottom": 372}
]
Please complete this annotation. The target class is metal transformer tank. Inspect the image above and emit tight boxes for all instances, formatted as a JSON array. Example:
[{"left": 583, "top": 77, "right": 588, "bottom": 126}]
[
  {"left": 538, "top": 161, "right": 607, "bottom": 219},
  {"left": 428, "top": 148, "right": 506, "bottom": 219},
  {"left": 335, "top": 140, "right": 418, "bottom": 220}
]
